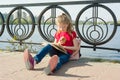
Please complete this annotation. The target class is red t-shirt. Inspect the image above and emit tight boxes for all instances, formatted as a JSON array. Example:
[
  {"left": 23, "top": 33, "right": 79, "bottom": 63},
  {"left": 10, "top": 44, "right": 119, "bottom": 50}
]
[{"left": 55, "top": 31, "right": 77, "bottom": 54}]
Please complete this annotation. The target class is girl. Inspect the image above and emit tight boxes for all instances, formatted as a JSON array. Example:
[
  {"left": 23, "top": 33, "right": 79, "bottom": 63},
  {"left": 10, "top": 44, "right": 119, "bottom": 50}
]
[{"left": 24, "top": 13, "right": 81, "bottom": 75}]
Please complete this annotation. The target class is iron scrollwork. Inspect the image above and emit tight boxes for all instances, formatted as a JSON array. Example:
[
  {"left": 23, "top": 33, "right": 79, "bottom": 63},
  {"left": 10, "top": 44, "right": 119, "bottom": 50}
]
[
  {"left": 0, "top": 12, "right": 5, "bottom": 36},
  {"left": 38, "top": 5, "right": 71, "bottom": 42},
  {"left": 6, "top": 6, "right": 35, "bottom": 41},
  {"left": 75, "top": 3, "right": 117, "bottom": 46}
]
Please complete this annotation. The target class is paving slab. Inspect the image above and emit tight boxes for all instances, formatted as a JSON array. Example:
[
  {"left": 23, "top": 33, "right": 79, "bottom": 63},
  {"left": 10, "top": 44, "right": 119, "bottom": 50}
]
[{"left": 0, "top": 51, "right": 120, "bottom": 80}]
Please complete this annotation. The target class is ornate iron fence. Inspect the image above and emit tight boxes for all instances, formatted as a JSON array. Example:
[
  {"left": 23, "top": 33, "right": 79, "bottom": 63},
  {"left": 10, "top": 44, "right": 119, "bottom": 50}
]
[{"left": 0, "top": 0, "right": 120, "bottom": 51}]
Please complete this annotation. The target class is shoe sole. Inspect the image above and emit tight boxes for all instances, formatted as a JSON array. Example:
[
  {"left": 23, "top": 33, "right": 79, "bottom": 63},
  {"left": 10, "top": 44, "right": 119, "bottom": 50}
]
[
  {"left": 44, "top": 55, "right": 58, "bottom": 75},
  {"left": 24, "top": 49, "right": 33, "bottom": 70}
]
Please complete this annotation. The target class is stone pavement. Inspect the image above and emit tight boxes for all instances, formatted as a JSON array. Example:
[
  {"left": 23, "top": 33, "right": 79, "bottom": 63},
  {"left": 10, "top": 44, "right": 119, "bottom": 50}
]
[{"left": 0, "top": 51, "right": 120, "bottom": 80}]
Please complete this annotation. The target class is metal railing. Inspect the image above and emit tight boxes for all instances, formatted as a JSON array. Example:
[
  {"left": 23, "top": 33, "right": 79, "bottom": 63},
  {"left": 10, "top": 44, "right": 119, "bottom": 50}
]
[{"left": 0, "top": 0, "right": 120, "bottom": 52}]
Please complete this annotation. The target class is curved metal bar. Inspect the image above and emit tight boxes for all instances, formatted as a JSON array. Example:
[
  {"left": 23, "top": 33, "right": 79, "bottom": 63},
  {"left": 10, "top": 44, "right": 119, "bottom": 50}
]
[
  {"left": 42, "top": 17, "right": 52, "bottom": 40},
  {"left": 0, "top": 12, "right": 5, "bottom": 36},
  {"left": 84, "top": 17, "right": 108, "bottom": 44},
  {"left": 75, "top": 3, "right": 117, "bottom": 45},
  {"left": 81, "top": 17, "right": 106, "bottom": 44},
  {"left": 11, "top": 18, "right": 29, "bottom": 39},
  {"left": 93, "top": 25, "right": 104, "bottom": 42},
  {"left": 6, "top": 6, "right": 35, "bottom": 41},
  {"left": 46, "top": 24, "right": 53, "bottom": 38},
  {"left": 38, "top": 5, "right": 71, "bottom": 42}
]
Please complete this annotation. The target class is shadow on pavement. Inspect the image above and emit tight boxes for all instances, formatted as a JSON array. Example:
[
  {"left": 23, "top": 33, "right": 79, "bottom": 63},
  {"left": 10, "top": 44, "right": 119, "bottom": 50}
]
[{"left": 52, "top": 58, "right": 92, "bottom": 78}]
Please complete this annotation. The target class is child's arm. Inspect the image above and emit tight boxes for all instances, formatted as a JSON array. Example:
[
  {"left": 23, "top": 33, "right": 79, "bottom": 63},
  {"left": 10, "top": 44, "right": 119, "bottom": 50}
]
[
  {"left": 63, "top": 38, "right": 81, "bottom": 51},
  {"left": 71, "top": 39, "right": 81, "bottom": 57},
  {"left": 54, "top": 37, "right": 66, "bottom": 45}
]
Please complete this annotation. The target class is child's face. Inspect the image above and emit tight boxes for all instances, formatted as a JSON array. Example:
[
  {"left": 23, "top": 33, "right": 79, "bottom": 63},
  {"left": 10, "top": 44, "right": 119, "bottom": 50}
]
[{"left": 56, "top": 23, "right": 68, "bottom": 32}]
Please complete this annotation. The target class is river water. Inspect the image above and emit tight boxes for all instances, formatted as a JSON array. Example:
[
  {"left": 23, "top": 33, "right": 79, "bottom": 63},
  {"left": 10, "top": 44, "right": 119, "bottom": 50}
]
[{"left": 0, "top": 25, "right": 120, "bottom": 60}]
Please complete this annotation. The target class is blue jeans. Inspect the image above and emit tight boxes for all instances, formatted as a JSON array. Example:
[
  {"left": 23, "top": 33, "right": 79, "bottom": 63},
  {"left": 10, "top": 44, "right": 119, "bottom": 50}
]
[{"left": 34, "top": 44, "right": 70, "bottom": 71}]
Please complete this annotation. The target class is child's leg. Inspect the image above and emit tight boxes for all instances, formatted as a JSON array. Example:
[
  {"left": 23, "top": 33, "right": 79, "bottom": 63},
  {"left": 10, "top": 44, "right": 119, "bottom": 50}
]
[
  {"left": 44, "top": 53, "right": 70, "bottom": 75},
  {"left": 34, "top": 44, "right": 53, "bottom": 64},
  {"left": 44, "top": 55, "right": 59, "bottom": 75},
  {"left": 55, "top": 53, "right": 70, "bottom": 71},
  {"left": 24, "top": 44, "right": 53, "bottom": 70}
]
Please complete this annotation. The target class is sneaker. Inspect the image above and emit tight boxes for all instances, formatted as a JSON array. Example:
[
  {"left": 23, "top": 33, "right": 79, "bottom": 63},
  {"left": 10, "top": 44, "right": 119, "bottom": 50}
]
[
  {"left": 44, "top": 55, "right": 58, "bottom": 75},
  {"left": 24, "top": 49, "right": 34, "bottom": 70}
]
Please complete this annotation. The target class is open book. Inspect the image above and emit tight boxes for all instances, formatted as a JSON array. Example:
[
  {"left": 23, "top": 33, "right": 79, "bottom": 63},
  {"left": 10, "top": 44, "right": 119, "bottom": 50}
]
[
  {"left": 50, "top": 43, "right": 67, "bottom": 53},
  {"left": 41, "top": 42, "right": 67, "bottom": 53}
]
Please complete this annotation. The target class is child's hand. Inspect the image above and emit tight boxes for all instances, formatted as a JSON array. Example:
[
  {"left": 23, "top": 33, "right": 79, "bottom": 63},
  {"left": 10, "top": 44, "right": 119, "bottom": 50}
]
[{"left": 58, "top": 36, "right": 66, "bottom": 44}]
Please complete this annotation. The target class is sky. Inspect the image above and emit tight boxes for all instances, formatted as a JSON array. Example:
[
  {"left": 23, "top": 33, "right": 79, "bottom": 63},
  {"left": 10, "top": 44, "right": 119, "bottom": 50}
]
[{"left": 0, "top": 0, "right": 120, "bottom": 21}]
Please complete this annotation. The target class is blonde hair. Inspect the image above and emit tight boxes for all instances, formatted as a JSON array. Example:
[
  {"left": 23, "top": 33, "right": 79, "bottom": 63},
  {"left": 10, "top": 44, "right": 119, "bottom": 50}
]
[{"left": 55, "top": 13, "right": 74, "bottom": 33}]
